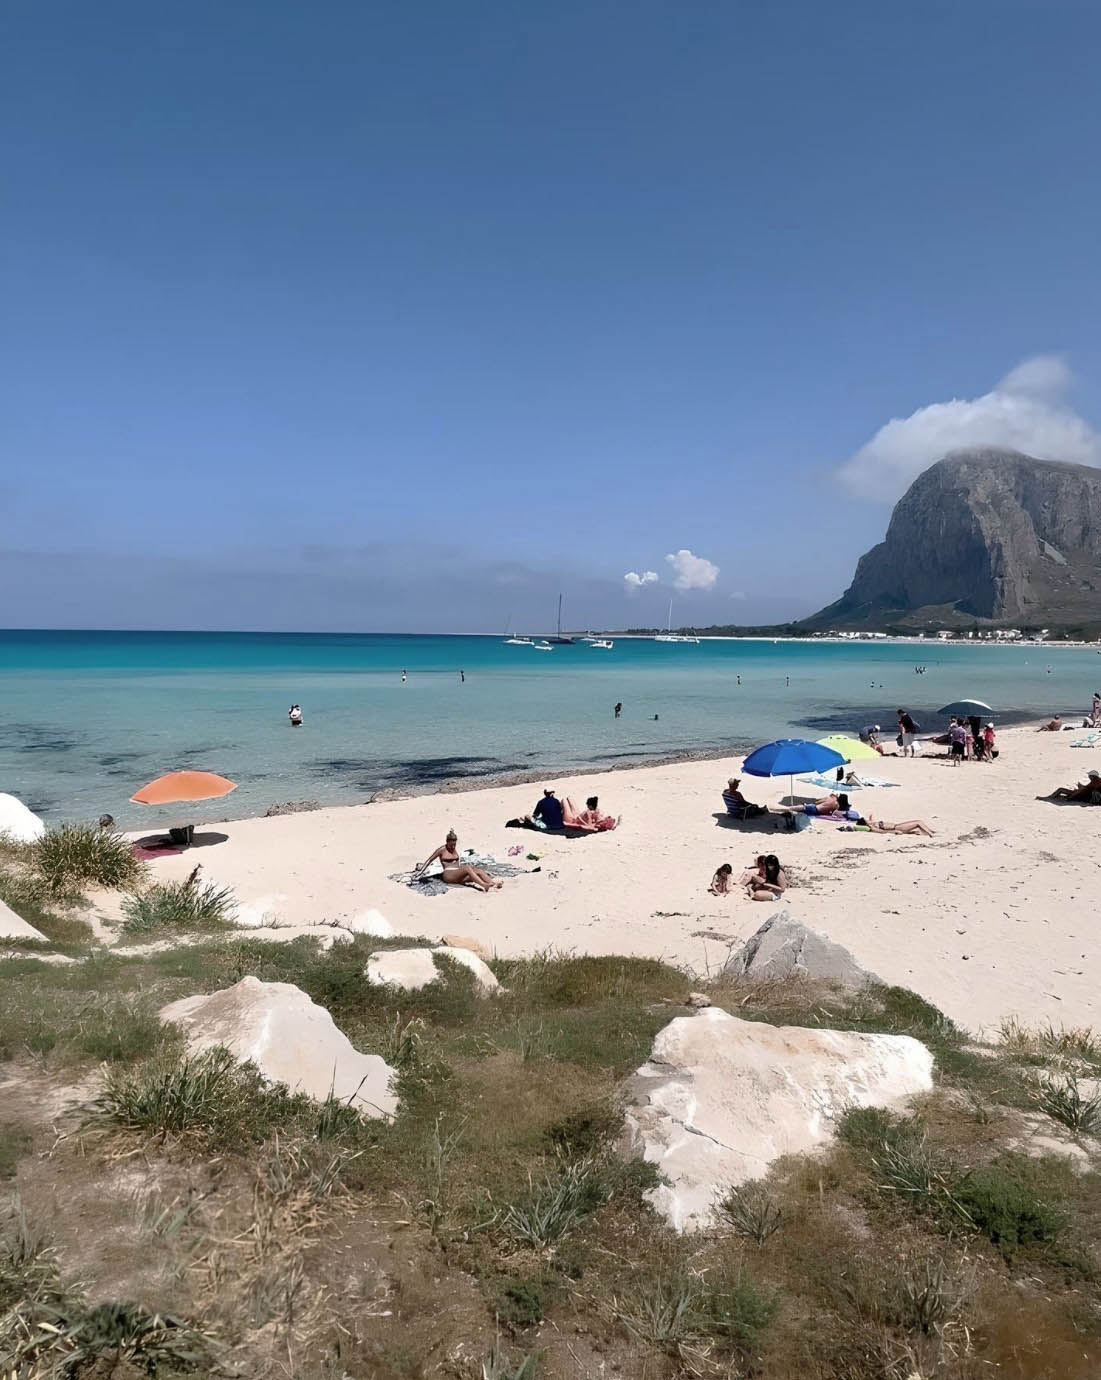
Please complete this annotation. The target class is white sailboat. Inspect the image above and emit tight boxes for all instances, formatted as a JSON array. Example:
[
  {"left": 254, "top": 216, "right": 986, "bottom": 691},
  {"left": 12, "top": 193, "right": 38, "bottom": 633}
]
[
  {"left": 503, "top": 615, "right": 534, "bottom": 646},
  {"left": 547, "top": 593, "right": 574, "bottom": 645},
  {"left": 654, "top": 599, "right": 699, "bottom": 644}
]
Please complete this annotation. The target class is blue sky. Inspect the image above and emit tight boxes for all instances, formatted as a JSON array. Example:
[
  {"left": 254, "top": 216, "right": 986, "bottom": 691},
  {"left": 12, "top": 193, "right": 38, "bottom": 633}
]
[{"left": 3, "top": 1, "right": 1100, "bottom": 632}]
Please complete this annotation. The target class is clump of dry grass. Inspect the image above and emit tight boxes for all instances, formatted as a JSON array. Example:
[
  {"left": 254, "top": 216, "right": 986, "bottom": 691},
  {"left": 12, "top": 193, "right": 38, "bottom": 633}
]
[
  {"left": 120, "top": 878, "right": 237, "bottom": 938},
  {"left": 998, "top": 1016, "right": 1101, "bottom": 1068},
  {"left": 31, "top": 821, "right": 146, "bottom": 896}
]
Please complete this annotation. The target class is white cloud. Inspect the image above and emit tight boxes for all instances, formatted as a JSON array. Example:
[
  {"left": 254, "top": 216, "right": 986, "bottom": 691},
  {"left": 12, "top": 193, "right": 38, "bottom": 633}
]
[
  {"left": 623, "top": 569, "right": 659, "bottom": 594},
  {"left": 665, "top": 549, "right": 719, "bottom": 591},
  {"left": 838, "top": 354, "right": 1101, "bottom": 502}
]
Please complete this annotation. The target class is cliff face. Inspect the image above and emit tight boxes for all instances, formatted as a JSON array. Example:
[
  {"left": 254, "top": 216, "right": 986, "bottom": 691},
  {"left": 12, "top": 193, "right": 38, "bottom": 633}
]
[{"left": 812, "top": 448, "right": 1101, "bottom": 627}]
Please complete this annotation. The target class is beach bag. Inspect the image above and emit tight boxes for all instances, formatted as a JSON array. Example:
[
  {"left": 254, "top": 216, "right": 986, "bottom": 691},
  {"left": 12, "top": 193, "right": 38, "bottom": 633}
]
[
  {"left": 784, "top": 812, "right": 811, "bottom": 832},
  {"left": 896, "top": 733, "right": 904, "bottom": 746}
]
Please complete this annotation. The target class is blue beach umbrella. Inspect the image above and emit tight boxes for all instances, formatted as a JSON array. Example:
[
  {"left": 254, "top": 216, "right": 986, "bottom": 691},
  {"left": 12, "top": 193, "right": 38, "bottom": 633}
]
[{"left": 742, "top": 738, "right": 847, "bottom": 802}]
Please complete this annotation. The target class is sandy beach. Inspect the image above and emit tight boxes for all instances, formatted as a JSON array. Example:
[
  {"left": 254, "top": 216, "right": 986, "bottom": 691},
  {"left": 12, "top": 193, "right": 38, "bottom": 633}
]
[{"left": 123, "top": 725, "right": 1098, "bottom": 1037}]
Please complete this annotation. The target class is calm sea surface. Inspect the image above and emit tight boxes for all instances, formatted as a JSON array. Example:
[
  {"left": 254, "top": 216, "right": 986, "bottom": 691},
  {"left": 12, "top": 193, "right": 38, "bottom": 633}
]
[{"left": 0, "top": 630, "right": 1095, "bottom": 826}]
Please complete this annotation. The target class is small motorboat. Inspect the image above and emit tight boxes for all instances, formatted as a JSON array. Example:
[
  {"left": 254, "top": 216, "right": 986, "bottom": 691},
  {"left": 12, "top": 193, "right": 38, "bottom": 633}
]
[
  {"left": 534, "top": 640, "right": 554, "bottom": 651},
  {"left": 589, "top": 639, "right": 614, "bottom": 650}
]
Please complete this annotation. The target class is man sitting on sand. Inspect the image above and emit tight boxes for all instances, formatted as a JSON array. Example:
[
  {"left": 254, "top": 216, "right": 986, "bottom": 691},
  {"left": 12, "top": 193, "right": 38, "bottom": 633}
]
[
  {"left": 1043, "top": 770, "right": 1101, "bottom": 803},
  {"left": 1037, "top": 714, "right": 1063, "bottom": 732},
  {"left": 530, "top": 788, "right": 564, "bottom": 829}
]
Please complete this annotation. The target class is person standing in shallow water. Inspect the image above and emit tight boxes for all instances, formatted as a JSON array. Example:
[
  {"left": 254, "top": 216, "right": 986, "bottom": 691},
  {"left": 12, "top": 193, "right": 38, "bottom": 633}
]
[{"left": 614, "top": 702, "right": 622, "bottom": 719}]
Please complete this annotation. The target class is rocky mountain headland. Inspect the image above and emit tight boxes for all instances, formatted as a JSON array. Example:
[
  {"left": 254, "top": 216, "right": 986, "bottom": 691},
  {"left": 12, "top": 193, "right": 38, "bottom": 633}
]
[{"left": 809, "top": 446, "right": 1101, "bottom": 631}]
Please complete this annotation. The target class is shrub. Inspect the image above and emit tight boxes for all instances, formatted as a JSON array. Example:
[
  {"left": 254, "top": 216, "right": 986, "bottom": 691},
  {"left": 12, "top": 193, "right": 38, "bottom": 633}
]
[
  {"left": 952, "top": 1157, "right": 1068, "bottom": 1257},
  {"left": 544, "top": 1102, "right": 623, "bottom": 1160},
  {"left": 120, "top": 879, "right": 237, "bottom": 938},
  {"left": 499, "top": 1158, "right": 609, "bottom": 1247},
  {"left": 31, "top": 823, "right": 145, "bottom": 895},
  {"left": 835, "top": 1104, "right": 895, "bottom": 1149},
  {"left": 716, "top": 1180, "right": 783, "bottom": 1244},
  {"left": 495, "top": 1275, "right": 547, "bottom": 1326},
  {"left": 614, "top": 1268, "right": 777, "bottom": 1356}
]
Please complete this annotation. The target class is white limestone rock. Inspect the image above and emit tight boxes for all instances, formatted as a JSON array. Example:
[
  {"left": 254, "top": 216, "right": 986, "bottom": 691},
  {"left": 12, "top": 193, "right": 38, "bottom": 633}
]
[
  {"left": 329, "top": 908, "right": 394, "bottom": 937},
  {"left": 0, "top": 794, "right": 46, "bottom": 844},
  {"left": 234, "top": 894, "right": 291, "bottom": 928},
  {"left": 365, "top": 946, "right": 500, "bottom": 996},
  {"left": 624, "top": 1006, "right": 933, "bottom": 1231},
  {"left": 160, "top": 976, "right": 397, "bottom": 1119},
  {"left": 0, "top": 898, "right": 48, "bottom": 943}
]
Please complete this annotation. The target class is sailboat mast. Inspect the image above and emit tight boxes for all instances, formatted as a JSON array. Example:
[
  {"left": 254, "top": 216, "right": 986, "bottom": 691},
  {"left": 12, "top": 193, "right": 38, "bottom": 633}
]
[{"left": 557, "top": 593, "right": 563, "bottom": 637}]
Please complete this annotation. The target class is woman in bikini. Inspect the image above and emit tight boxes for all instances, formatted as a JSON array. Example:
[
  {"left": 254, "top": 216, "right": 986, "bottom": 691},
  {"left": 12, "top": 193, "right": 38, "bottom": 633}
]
[
  {"left": 561, "top": 795, "right": 620, "bottom": 831},
  {"left": 417, "top": 830, "right": 502, "bottom": 891},
  {"left": 861, "top": 815, "right": 935, "bottom": 837}
]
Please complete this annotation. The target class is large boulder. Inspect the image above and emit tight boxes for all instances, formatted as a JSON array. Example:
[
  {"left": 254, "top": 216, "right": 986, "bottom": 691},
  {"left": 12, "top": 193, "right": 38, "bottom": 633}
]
[
  {"left": 365, "top": 946, "right": 500, "bottom": 996},
  {"left": 160, "top": 976, "right": 397, "bottom": 1119},
  {"left": 723, "top": 911, "right": 879, "bottom": 988},
  {"left": 0, "top": 897, "right": 48, "bottom": 943},
  {"left": 623, "top": 1006, "right": 933, "bottom": 1231},
  {"left": 0, "top": 793, "right": 45, "bottom": 844}
]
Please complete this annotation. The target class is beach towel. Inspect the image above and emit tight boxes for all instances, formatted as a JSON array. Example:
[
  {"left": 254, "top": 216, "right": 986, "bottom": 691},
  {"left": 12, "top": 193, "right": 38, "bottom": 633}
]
[
  {"left": 797, "top": 773, "right": 901, "bottom": 791},
  {"left": 389, "top": 849, "right": 528, "bottom": 897},
  {"left": 131, "top": 842, "right": 184, "bottom": 859},
  {"left": 1071, "top": 735, "right": 1101, "bottom": 748}
]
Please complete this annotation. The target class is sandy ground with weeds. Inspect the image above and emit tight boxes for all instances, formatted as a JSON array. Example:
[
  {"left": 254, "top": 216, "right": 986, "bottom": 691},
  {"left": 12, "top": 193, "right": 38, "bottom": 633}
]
[{"left": 124, "top": 725, "right": 1099, "bottom": 1037}]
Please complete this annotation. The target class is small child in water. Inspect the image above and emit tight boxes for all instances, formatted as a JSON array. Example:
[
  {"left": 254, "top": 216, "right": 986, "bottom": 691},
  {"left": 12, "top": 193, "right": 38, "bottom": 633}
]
[{"left": 709, "top": 863, "right": 734, "bottom": 895}]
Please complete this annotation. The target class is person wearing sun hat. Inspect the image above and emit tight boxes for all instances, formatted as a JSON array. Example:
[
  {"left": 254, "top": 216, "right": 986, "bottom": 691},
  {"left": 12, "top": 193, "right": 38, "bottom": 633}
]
[{"left": 1044, "top": 769, "right": 1101, "bottom": 803}]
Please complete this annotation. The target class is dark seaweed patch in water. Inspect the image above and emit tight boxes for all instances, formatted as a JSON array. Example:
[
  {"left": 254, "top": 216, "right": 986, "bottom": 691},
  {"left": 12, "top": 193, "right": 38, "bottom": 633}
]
[
  {"left": 97, "top": 751, "right": 148, "bottom": 768},
  {"left": 316, "top": 755, "right": 524, "bottom": 788},
  {"left": 7, "top": 723, "right": 80, "bottom": 753}
]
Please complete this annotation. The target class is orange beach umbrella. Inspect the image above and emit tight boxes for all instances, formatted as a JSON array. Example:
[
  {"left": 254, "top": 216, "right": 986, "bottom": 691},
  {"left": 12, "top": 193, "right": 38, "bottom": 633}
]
[{"left": 130, "top": 771, "right": 238, "bottom": 806}]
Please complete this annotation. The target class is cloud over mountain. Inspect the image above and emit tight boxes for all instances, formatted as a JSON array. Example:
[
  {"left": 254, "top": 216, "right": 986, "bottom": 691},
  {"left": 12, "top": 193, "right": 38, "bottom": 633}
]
[{"left": 839, "top": 355, "right": 1101, "bottom": 502}]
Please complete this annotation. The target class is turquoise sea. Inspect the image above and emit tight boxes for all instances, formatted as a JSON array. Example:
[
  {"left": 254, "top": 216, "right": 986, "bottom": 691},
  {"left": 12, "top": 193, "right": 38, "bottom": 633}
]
[{"left": 0, "top": 630, "right": 1096, "bottom": 827}]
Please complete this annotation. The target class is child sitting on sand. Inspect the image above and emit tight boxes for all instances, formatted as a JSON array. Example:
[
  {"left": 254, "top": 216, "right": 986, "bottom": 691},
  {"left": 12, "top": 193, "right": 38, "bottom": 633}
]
[
  {"left": 745, "top": 853, "right": 787, "bottom": 901},
  {"left": 709, "top": 863, "right": 734, "bottom": 895}
]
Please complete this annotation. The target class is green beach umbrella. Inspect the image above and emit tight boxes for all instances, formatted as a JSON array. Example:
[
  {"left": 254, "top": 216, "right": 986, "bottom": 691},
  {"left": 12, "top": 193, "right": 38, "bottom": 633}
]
[{"left": 816, "top": 734, "right": 880, "bottom": 763}]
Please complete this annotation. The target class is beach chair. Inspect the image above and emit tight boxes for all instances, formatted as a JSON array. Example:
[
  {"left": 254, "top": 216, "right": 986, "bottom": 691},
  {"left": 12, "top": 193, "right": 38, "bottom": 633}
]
[{"left": 721, "top": 793, "right": 759, "bottom": 821}]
